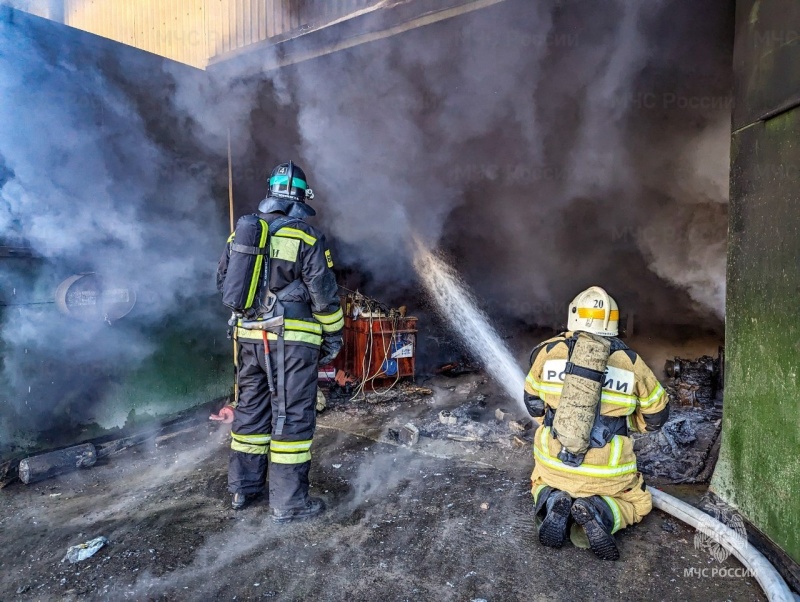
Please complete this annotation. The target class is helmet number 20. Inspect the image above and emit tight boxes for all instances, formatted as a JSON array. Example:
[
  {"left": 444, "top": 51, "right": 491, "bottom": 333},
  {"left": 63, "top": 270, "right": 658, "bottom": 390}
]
[{"left": 593, "top": 300, "right": 604, "bottom": 308}]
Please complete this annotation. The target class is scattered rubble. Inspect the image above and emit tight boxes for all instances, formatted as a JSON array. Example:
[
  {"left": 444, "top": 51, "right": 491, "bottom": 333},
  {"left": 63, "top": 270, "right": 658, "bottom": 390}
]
[
  {"left": 494, "top": 408, "right": 515, "bottom": 422},
  {"left": 398, "top": 423, "right": 419, "bottom": 446},
  {"left": 511, "top": 436, "right": 528, "bottom": 449},
  {"left": 325, "top": 381, "right": 433, "bottom": 407},
  {"left": 436, "top": 360, "right": 480, "bottom": 377},
  {"left": 633, "top": 352, "right": 725, "bottom": 484},
  {"left": 508, "top": 420, "right": 531, "bottom": 435},
  {"left": 438, "top": 410, "right": 458, "bottom": 425},
  {"left": 412, "top": 396, "right": 532, "bottom": 448}
]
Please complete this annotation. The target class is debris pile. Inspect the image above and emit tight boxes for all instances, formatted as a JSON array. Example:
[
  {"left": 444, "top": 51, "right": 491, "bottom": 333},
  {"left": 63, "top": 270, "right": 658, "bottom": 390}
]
[
  {"left": 634, "top": 407, "right": 722, "bottom": 482},
  {"left": 634, "top": 351, "right": 724, "bottom": 483},
  {"left": 323, "top": 381, "right": 434, "bottom": 410},
  {"left": 392, "top": 397, "right": 533, "bottom": 447},
  {"left": 664, "top": 350, "right": 723, "bottom": 408},
  {"left": 436, "top": 360, "right": 480, "bottom": 377}
]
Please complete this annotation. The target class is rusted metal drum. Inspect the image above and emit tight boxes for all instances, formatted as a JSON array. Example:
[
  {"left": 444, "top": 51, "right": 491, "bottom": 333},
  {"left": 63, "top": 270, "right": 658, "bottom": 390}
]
[{"left": 55, "top": 273, "right": 136, "bottom": 323}]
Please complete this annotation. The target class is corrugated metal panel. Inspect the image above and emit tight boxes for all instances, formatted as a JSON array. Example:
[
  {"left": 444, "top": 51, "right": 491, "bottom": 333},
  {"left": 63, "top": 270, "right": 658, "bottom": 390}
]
[
  {"left": 64, "top": 0, "right": 207, "bottom": 68},
  {"left": 61, "top": 0, "right": 385, "bottom": 66},
  {"left": 65, "top": 0, "right": 133, "bottom": 48}
]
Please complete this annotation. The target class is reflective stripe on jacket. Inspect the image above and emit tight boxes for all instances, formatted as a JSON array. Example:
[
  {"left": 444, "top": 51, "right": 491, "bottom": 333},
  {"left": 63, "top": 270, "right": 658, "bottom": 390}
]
[
  {"left": 217, "top": 213, "right": 343, "bottom": 347},
  {"left": 524, "top": 331, "right": 668, "bottom": 431}
]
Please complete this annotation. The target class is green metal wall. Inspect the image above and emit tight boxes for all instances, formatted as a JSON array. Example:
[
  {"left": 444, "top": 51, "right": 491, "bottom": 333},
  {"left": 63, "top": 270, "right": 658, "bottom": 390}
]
[
  {"left": 712, "top": 0, "right": 800, "bottom": 565},
  {"left": 0, "top": 10, "right": 231, "bottom": 461}
]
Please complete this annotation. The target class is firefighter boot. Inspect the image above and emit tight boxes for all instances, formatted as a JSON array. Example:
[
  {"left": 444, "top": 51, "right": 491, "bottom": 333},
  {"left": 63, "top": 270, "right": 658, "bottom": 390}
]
[
  {"left": 571, "top": 496, "right": 620, "bottom": 560},
  {"left": 231, "top": 492, "right": 263, "bottom": 511},
  {"left": 537, "top": 489, "right": 573, "bottom": 548},
  {"left": 271, "top": 497, "right": 326, "bottom": 524}
]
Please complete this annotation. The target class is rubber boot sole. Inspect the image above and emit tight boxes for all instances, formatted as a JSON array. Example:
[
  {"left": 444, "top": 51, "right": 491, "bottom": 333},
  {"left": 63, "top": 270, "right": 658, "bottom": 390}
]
[
  {"left": 538, "top": 494, "right": 572, "bottom": 548},
  {"left": 571, "top": 500, "right": 620, "bottom": 561},
  {"left": 271, "top": 499, "right": 325, "bottom": 524}
]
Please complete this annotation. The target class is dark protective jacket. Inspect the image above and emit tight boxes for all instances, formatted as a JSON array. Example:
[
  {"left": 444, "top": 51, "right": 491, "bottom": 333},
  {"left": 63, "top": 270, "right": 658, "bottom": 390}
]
[{"left": 217, "top": 211, "right": 344, "bottom": 346}]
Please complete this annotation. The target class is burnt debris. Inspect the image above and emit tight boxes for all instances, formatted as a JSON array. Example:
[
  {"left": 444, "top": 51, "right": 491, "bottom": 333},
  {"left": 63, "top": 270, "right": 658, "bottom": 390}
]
[{"left": 633, "top": 350, "right": 725, "bottom": 484}]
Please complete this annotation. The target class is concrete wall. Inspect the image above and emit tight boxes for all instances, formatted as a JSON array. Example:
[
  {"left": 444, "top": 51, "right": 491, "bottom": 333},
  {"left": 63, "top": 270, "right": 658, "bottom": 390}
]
[{"left": 712, "top": 0, "right": 800, "bottom": 565}]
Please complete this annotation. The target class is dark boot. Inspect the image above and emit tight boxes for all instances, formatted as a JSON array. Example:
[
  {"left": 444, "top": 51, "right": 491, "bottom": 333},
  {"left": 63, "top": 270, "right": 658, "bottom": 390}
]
[
  {"left": 571, "top": 497, "right": 620, "bottom": 561},
  {"left": 538, "top": 489, "right": 573, "bottom": 548},
  {"left": 271, "top": 497, "right": 325, "bottom": 524},
  {"left": 231, "top": 491, "right": 263, "bottom": 510}
]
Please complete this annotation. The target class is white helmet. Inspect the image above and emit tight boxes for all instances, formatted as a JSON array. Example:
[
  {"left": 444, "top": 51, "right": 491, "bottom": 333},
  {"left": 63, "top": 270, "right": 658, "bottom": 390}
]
[{"left": 567, "top": 286, "right": 619, "bottom": 337}]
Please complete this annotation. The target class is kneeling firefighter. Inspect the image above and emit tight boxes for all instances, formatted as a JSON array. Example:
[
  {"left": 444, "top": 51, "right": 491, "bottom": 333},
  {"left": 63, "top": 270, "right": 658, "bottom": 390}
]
[
  {"left": 524, "top": 287, "right": 669, "bottom": 560},
  {"left": 216, "top": 161, "right": 344, "bottom": 521}
]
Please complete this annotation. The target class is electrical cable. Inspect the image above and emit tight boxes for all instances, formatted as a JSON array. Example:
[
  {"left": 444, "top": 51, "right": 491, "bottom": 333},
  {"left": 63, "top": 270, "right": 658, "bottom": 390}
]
[{"left": 346, "top": 292, "right": 404, "bottom": 401}]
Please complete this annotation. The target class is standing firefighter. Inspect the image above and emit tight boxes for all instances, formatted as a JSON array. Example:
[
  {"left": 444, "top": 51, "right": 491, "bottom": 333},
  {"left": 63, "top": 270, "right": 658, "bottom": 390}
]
[
  {"left": 216, "top": 161, "right": 344, "bottom": 521},
  {"left": 524, "top": 287, "right": 669, "bottom": 560}
]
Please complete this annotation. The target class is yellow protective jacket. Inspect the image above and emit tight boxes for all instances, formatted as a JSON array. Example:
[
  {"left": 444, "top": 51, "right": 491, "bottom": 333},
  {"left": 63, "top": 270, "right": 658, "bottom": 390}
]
[{"left": 525, "top": 331, "right": 668, "bottom": 498}]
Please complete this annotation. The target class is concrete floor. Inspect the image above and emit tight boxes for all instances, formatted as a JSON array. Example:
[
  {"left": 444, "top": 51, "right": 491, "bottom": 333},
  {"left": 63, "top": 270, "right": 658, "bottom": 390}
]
[{"left": 0, "top": 377, "right": 766, "bottom": 602}]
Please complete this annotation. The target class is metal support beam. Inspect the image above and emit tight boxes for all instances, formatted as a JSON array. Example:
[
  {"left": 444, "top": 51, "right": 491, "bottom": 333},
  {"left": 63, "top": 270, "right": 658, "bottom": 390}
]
[{"left": 208, "top": 0, "right": 511, "bottom": 74}]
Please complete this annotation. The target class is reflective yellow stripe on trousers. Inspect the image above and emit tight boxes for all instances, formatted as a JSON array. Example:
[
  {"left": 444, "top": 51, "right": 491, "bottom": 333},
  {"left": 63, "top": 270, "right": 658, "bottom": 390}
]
[
  {"left": 231, "top": 432, "right": 271, "bottom": 455},
  {"left": 270, "top": 439, "right": 313, "bottom": 464},
  {"left": 601, "top": 495, "right": 623, "bottom": 533}
]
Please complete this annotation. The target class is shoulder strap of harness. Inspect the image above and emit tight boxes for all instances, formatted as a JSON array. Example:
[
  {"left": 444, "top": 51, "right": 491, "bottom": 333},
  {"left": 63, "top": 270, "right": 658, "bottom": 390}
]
[
  {"left": 528, "top": 332, "right": 569, "bottom": 369},
  {"left": 262, "top": 215, "right": 301, "bottom": 438},
  {"left": 267, "top": 215, "right": 300, "bottom": 235}
]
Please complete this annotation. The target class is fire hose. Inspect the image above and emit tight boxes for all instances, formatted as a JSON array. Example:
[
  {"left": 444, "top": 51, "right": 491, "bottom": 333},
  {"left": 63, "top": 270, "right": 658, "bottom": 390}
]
[{"left": 650, "top": 488, "right": 794, "bottom": 602}]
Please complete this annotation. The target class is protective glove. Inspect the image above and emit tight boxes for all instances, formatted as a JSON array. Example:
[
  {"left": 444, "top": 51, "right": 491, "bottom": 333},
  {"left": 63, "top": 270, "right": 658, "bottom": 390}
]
[
  {"left": 210, "top": 405, "right": 235, "bottom": 424},
  {"left": 523, "top": 392, "right": 545, "bottom": 418},
  {"left": 318, "top": 333, "right": 343, "bottom": 366}
]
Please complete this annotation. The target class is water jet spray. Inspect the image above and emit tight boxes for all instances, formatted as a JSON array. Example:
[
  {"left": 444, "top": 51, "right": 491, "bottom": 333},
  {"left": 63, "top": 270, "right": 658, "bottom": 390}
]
[{"left": 412, "top": 238, "right": 526, "bottom": 414}]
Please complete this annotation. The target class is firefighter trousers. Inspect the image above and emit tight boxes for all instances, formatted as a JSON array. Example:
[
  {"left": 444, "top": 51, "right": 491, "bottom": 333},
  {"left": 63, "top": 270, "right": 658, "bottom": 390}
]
[
  {"left": 531, "top": 426, "right": 653, "bottom": 532},
  {"left": 532, "top": 472, "right": 652, "bottom": 532},
  {"left": 228, "top": 340, "right": 319, "bottom": 511}
]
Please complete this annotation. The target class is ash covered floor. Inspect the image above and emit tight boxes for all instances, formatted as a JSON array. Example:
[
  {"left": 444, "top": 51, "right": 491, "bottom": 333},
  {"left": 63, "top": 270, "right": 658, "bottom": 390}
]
[{"left": 0, "top": 376, "right": 763, "bottom": 602}]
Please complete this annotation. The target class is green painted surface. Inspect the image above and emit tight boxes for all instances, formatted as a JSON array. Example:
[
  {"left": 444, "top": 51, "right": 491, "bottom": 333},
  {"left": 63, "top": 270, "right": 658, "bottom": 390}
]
[
  {"left": 0, "top": 287, "right": 232, "bottom": 460},
  {"left": 715, "top": 110, "right": 800, "bottom": 562},
  {"left": 0, "top": 10, "right": 232, "bottom": 460}
]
